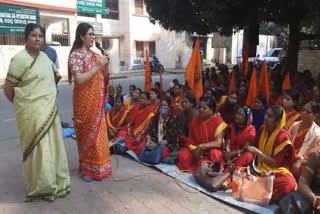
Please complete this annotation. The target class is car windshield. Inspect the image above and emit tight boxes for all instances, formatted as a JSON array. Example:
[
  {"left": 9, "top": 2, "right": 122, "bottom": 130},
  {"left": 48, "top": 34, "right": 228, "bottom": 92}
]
[{"left": 265, "top": 49, "right": 280, "bottom": 57}]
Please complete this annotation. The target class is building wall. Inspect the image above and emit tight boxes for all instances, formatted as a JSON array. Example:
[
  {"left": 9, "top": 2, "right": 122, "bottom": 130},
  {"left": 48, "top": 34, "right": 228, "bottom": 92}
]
[{"left": 0, "top": 0, "right": 201, "bottom": 80}]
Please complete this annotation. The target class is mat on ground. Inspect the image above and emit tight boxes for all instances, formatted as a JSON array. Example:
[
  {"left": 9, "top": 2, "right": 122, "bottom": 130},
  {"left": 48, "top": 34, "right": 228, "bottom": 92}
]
[{"left": 125, "top": 150, "right": 280, "bottom": 214}]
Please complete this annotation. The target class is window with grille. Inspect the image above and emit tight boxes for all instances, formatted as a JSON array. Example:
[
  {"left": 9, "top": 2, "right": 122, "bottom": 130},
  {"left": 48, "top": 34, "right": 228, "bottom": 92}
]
[
  {"left": 135, "top": 0, "right": 144, "bottom": 15},
  {"left": 149, "top": 41, "right": 156, "bottom": 56},
  {"left": 102, "top": 0, "right": 119, "bottom": 20},
  {"left": 136, "top": 41, "right": 144, "bottom": 57},
  {"left": 52, "top": 34, "right": 69, "bottom": 46},
  {"left": 0, "top": 33, "right": 25, "bottom": 45}
]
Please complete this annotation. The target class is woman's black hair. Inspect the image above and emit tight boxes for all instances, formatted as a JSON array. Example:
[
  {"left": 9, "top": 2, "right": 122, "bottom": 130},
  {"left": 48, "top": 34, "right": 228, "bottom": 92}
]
[
  {"left": 161, "top": 95, "right": 172, "bottom": 106},
  {"left": 200, "top": 96, "right": 217, "bottom": 113},
  {"left": 150, "top": 88, "right": 160, "bottom": 98},
  {"left": 255, "top": 95, "right": 267, "bottom": 106},
  {"left": 68, "top": 22, "right": 93, "bottom": 83},
  {"left": 24, "top": 23, "right": 41, "bottom": 41},
  {"left": 308, "top": 101, "right": 320, "bottom": 114},
  {"left": 283, "top": 89, "right": 300, "bottom": 104},
  {"left": 270, "top": 105, "right": 284, "bottom": 123},
  {"left": 206, "top": 88, "right": 215, "bottom": 97},
  {"left": 115, "top": 95, "right": 124, "bottom": 104},
  {"left": 183, "top": 93, "right": 196, "bottom": 107},
  {"left": 136, "top": 88, "right": 142, "bottom": 94},
  {"left": 130, "top": 84, "right": 136, "bottom": 90},
  {"left": 141, "top": 91, "right": 151, "bottom": 100}
]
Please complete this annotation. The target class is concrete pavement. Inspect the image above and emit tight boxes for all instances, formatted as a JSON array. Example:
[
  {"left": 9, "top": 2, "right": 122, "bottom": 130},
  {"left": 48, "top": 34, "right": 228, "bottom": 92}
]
[{"left": 0, "top": 77, "right": 244, "bottom": 214}]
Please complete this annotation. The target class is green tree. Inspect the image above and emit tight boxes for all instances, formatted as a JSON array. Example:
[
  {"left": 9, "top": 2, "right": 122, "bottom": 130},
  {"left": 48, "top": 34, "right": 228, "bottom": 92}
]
[{"left": 145, "top": 0, "right": 320, "bottom": 73}]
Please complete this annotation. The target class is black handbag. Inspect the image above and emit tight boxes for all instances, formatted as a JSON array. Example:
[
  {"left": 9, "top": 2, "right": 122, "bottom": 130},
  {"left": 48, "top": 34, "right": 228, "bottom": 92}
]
[{"left": 194, "top": 161, "right": 230, "bottom": 192}]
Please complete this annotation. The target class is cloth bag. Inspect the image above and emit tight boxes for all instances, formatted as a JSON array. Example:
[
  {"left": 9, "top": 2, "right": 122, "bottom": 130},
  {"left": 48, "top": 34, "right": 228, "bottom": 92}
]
[
  {"left": 139, "top": 144, "right": 164, "bottom": 165},
  {"left": 194, "top": 162, "right": 230, "bottom": 192},
  {"left": 232, "top": 167, "right": 274, "bottom": 205}
]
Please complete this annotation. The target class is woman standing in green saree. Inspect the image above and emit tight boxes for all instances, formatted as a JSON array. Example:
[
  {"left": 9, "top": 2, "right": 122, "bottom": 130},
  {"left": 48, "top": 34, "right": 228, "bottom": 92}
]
[{"left": 3, "top": 24, "right": 70, "bottom": 202}]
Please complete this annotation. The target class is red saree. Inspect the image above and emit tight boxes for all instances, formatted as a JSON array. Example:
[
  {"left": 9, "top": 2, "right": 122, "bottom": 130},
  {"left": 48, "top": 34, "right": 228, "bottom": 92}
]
[
  {"left": 124, "top": 105, "right": 155, "bottom": 155},
  {"left": 285, "top": 111, "right": 301, "bottom": 130},
  {"left": 106, "top": 106, "right": 128, "bottom": 137},
  {"left": 227, "top": 124, "right": 256, "bottom": 168},
  {"left": 256, "top": 111, "right": 297, "bottom": 203},
  {"left": 177, "top": 114, "right": 227, "bottom": 172},
  {"left": 69, "top": 50, "right": 112, "bottom": 180}
]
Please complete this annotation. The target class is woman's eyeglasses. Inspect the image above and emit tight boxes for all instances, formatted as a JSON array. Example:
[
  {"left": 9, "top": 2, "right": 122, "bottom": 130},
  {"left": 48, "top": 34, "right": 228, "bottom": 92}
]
[{"left": 86, "top": 33, "right": 95, "bottom": 37}]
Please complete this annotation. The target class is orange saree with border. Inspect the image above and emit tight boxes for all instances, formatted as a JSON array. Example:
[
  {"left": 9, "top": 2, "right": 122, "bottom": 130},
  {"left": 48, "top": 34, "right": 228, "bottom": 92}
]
[{"left": 70, "top": 50, "right": 112, "bottom": 180}]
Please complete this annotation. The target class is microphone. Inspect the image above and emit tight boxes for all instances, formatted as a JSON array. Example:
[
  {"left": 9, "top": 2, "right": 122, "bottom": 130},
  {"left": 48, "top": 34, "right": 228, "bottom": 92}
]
[
  {"left": 95, "top": 42, "right": 105, "bottom": 55},
  {"left": 95, "top": 42, "right": 110, "bottom": 60}
]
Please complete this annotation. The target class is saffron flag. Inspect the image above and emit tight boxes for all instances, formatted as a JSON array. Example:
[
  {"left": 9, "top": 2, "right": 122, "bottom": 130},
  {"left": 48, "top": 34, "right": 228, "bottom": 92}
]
[
  {"left": 144, "top": 49, "right": 152, "bottom": 92},
  {"left": 242, "top": 43, "right": 249, "bottom": 76},
  {"left": 282, "top": 72, "right": 291, "bottom": 91},
  {"left": 228, "top": 70, "right": 236, "bottom": 94},
  {"left": 184, "top": 39, "right": 203, "bottom": 99},
  {"left": 259, "top": 61, "right": 270, "bottom": 105},
  {"left": 246, "top": 67, "right": 257, "bottom": 108}
]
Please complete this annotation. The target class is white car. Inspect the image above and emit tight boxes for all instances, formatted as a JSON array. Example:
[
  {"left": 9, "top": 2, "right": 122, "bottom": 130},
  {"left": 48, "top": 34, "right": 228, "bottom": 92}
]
[{"left": 260, "top": 48, "right": 283, "bottom": 69}]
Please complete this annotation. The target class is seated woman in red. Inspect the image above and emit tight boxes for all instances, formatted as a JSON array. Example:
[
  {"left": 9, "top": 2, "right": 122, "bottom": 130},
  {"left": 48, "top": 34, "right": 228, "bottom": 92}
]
[
  {"left": 219, "top": 91, "right": 239, "bottom": 124},
  {"left": 106, "top": 95, "right": 129, "bottom": 140},
  {"left": 177, "top": 96, "right": 227, "bottom": 173},
  {"left": 127, "top": 88, "right": 142, "bottom": 123},
  {"left": 149, "top": 88, "right": 161, "bottom": 113},
  {"left": 283, "top": 89, "right": 301, "bottom": 130},
  {"left": 224, "top": 106, "right": 256, "bottom": 171},
  {"left": 123, "top": 92, "right": 155, "bottom": 155},
  {"left": 245, "top": 106, "right": 297, "bottom": 203}
]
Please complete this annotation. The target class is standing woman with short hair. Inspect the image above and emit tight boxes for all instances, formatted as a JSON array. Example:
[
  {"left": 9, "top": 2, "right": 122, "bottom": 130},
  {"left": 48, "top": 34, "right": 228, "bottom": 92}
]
[
  {"left": 68, "top": 22, "right": 112, "bottom": 182},
  {"left": 3, "top": 23, "right": 70, "bottom": 202}
]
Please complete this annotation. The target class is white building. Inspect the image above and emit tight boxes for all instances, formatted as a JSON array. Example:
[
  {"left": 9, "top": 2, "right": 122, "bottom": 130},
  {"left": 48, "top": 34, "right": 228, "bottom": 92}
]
[{"left": 0, "top": 0, "right": 207, "bottom": 80}]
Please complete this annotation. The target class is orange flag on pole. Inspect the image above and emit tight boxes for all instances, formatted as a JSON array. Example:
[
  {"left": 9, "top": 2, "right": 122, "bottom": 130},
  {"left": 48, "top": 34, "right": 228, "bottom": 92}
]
[
  {"left": 259, "top": 61, "right": 270, "bottom": 105},
  {"left": 282, "top": 72, "right": 291, "bottom": 91},
  {"left": 242, "top": 43, "right": 249, "bottom": 77},
  {"left": 246, "top": 67, "right": 257, "bottom": 108},
  {"left": 228, "top": 70, "right": 236, "bottom": 94},
  {"left": 144, "top": 49, "right": 152, "bottom": 92},
  {"left": 184, "top": 39, "right": 203, "bottom": 99}
]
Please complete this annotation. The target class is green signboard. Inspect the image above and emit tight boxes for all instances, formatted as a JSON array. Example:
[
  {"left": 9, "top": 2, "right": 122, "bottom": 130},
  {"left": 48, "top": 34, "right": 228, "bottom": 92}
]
[
  {"left": 77, "top": 21, "right": 103, "bottom": 34},
  {"left": 77, "top": 0, "right": 106, "bottom": 15},
  {"left": 0, "top": 4, "right": 39, "bottom": 34}
]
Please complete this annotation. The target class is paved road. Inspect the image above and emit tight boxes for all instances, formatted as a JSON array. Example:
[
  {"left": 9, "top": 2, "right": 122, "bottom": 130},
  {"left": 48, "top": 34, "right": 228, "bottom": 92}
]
[{"left": 0, "top": 74, "right": 243, "bottom": 214}]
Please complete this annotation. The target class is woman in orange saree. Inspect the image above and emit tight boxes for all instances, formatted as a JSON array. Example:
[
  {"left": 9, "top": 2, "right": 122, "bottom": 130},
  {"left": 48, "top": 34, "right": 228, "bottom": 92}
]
[
  {"left": 177, "top": 96, "right": 227, "bottom": 173},
  {"left": 106, "top": 95, "right": 129, "bottom": 140},
  {"left": 245, "top": 106, "right": 297, "bottom": 203},
  {"left": 123, "top": 92, "right": 155, "bottom": 155},
  {"left": 68, "top": 23, "right": 112, "bottom": 182},
  {"left": 283, "top": 89, "right": 301, "bottom": 129}
]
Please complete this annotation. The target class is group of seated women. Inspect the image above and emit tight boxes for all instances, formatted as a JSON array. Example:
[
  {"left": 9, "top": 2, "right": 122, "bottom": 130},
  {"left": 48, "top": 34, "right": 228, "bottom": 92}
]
[{"left": 104, "top": 82, "right": 320, "bottom": 210}]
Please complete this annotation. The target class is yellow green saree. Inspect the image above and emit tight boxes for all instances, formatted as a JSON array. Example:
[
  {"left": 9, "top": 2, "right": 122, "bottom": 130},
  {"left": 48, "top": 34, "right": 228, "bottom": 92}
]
[{"left": 6, "top": 49, "right": 70, "bottom": 202}]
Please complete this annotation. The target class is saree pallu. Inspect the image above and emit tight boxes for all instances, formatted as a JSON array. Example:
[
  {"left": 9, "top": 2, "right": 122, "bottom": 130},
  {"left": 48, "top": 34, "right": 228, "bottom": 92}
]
[
  {"left": 106, "top": 106, "right": 128, "bottom": 138},
  {"left": 289, "top": 121, "right": 320, "bottom": 159},
  {"left": 71, "top": 51, "right": 112, "bottom": 180},
  {"left": 6, "top": 50, "right": 70, "bottom": 201},
  {"left": 227, "top": 124, "right": 256, "bottom": 168},
  {"left": 177, "top": 114, "right": 227, "bottom": 172},
  {"left": 257, "top": 111, "right": 297, "bottom": 203},
  {"left": 124, "top": 105, "right": 155, "bottom": 155},
  {"left": 285, "top": 111, "right": 301, "bottom": 130}
]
